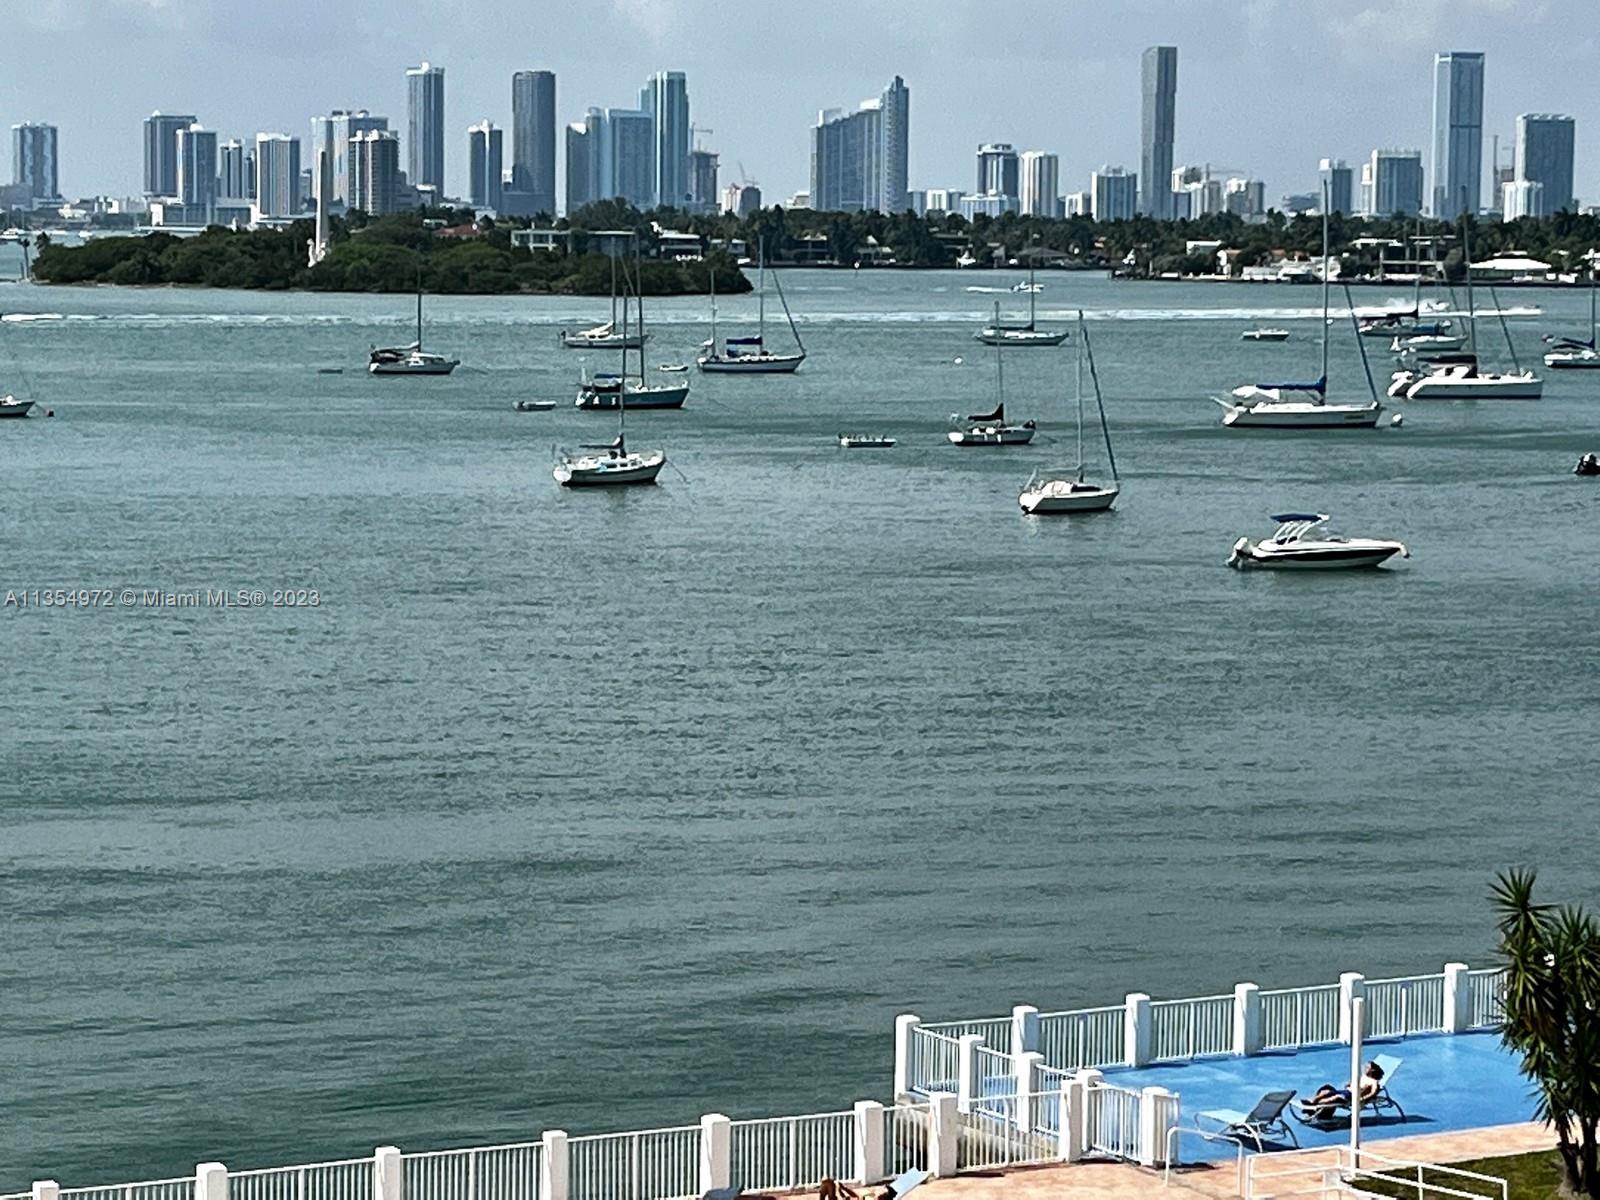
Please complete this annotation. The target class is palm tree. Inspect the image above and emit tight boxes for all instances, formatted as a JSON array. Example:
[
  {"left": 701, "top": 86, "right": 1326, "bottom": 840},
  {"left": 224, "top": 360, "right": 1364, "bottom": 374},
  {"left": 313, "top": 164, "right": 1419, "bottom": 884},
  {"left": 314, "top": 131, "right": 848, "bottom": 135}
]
[{"left": 1491, "top": 869, "right": 1600, "bottom": 1196}]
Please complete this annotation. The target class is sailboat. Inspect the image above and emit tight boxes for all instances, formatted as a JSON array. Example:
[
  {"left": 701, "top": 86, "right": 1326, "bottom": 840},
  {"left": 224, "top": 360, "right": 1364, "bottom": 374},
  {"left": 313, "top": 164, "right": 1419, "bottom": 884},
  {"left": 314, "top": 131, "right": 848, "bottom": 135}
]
[
  {"left": 369, "top": 269, "right": 459, "bottom": 375},
  {"left": 577, "top": 243, "right": 689, "bottom": 410},
  {"left": 697, "top": 240, "right": 805, "bottom": 373},
  {"left": 1020, "top": 311, "right": 1119, "bottom": 514},
  {"left": 560, "top": 253, "right": 649, "bottom": 350},
  {"left": 1214, "top": 190, "right": 1381, "bottom": 429},
  {"left": 974, "top": 251, "right": 1068, "bottom": 346},
  {"left": 1388, "top": 215, "right": 1543, "bottom": 400},
  {"left": 1390, "top": 234, "right": 1464, "bottom": 353},
  {"left": 1544, "top": 255, "right": 1600, "bottom": 369},
  {"left": 0, "top": 394, "right": 37, "bottom": 418},
  {"left": 948, "top": 303, "right": 1037, "bottom": 445}
]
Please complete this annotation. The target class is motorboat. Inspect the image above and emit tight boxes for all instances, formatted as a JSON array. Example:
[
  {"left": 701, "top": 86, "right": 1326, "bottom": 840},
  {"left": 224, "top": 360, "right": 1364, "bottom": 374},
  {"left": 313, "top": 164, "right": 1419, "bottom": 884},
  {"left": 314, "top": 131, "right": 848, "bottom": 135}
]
[
  {"left": 838, "top": 434, "right": 896, "bottom": 448},
  {"left": 657, "top": 363, "right": 689, "bottom": 373},
  {"left": 1390, "top": 331, "right": 1466, "bottom": 354},
  {"left": 514, "top": 399, "right": 557, "bottom": 412},
  {"left": 974, "top": 251, "right": 1067, "bottom": 346},
  {"left": 1241, "top": 328, "right": 1290, "bottom": 342},
  {"left": 1019, "top": 311, "right": 1120, "bottom": 515},
  {"left": 577, "top": 372, "right": 689, "bottom": 410},
  {"left": 553, "top": 434, "right": 665, "bottom": 487},
  {"left": 369, "top": 273, "right": 458, "bottom": 375},
  {"left": 1388, "top": 359, "right": 1544, "bottom": 400},
  {"left": 948, "top": 404, "right": 1036, "bottom": 445},
  {"left": 0, "top": 394, "right": 37, "bottom": 419},
  {"left": 1544, "top": 259, "right": 1599, "bottom": 369},
  {"left": 698, "top": 239, "right": 806, "bottom": 373},
  {"left": 1575, "top": 453, "right": 1600, "bottom": 477},
  {"left": 1228, "top": 514, "right": 1408, "bottom": 571}
]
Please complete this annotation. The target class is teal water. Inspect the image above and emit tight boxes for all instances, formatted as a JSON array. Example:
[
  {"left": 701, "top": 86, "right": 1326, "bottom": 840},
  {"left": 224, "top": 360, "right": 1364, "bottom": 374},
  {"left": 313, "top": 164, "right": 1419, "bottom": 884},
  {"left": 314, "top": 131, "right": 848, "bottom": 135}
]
[{"left": 3, "top": 268, "right": 1597, "bottom": 1186}]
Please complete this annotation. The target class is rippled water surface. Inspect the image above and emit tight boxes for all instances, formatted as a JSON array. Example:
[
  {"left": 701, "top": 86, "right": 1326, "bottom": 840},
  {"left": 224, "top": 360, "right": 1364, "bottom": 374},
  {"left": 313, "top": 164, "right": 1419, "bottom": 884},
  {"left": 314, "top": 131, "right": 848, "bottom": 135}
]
[{"left": 3, "top": 266, "right": 1598, "bottom": 1184}]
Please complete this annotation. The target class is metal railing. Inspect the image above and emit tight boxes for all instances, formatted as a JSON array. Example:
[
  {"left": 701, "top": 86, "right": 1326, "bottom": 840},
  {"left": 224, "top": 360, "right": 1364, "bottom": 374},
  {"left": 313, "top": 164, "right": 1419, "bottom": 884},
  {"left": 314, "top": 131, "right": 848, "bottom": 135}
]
[
  {"left": 1242, "top": 1146, "right": 1508, "bottom": 1200},
  {"left": 1084, "top": 1082, "right": 1142, "bottom": 1161},
  {"left": 1035, "top": 1005, "right": 1123, "bottom": 1070},
  {"left": 1260, "top": 983, "right": 1342, "bottom": 1051},
  {"left": 918, "top": 1016, "right": 1012, "bottom": 1046},
  {"left": 1467, "top": 968, "right": 1506, "bottom": 1030},
  {"left": 230, "top": 1160, "right": 373, "bottom": 1200},
  {"left": 957, "top": 1092, "right": 1061, "bottom": 1170},
  {"left": 907, "top": 1027, "right": 962, "bottom": 1094},
  {"left": 729, "top": 1111, "right": 854, "bottom": 1192},
  {"left": 880, "top": 1103, "right": 930, "bottom": 1180},
  {"left": 401, "top": 1143, "right": 543, "bottom": 1200},
  {"left": 567, "top": 1125, "right": 699, "bottom": 1200},
  {"left": 1151, "top": 993, "right": 1235, "bottom": 1062},
  {"left": 1366, "top": 974, "right": 1447, "bottom": 1038},
  {"left": 973, "top": 1045, "right": 1015, "bottom": 1097},
  {"left": 62, "top": 1182, "right": 192, "bottom": 1200}
]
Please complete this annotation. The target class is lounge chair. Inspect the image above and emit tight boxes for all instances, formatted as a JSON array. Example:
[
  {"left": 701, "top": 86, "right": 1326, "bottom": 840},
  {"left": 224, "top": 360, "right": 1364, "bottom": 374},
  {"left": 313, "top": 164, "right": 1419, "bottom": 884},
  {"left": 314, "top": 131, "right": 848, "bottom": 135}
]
[
  {"left": 880, "top": 1170, "right": 927, "bottom": 1197},
  {"left": 1291, "top": 1054, "right": 1406, "bottom": 1125},
  {"left": 1193, "top": 1089, "right": 1299, "bottom": 1150}
]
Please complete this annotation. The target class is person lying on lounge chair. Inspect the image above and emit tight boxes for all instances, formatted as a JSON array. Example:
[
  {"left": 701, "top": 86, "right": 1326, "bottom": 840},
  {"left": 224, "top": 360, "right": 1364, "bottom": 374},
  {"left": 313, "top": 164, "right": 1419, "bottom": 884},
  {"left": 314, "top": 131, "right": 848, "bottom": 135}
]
[
  {"left": 818, "top": 1180, "right": 860, "bottom": 1199},
  {"left": 1302, "top": 1060, "right": 1384, "bottom": 1119}
]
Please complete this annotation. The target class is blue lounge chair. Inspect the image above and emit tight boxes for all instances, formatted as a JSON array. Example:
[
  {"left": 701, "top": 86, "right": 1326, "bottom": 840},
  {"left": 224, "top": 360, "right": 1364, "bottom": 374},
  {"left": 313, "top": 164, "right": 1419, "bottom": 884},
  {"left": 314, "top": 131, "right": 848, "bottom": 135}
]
[
  {"left": 882, "top": 1169, "right": 927, "bottom": 1197},
  {"left": 1194, "top": 1089, "right": 1299, "bottom": 1150},
  {"left": 1291, "top": 1054, "right": 1405, "bottom": 1124}
]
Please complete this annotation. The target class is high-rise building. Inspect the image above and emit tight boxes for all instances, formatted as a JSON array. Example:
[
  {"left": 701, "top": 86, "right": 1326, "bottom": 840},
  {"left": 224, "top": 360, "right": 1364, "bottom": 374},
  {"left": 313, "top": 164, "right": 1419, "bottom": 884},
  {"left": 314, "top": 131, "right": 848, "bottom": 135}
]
[
  {"left": 565, "top": 110, "right": 601, "bottom": 214},
  {"left": 640, "top": 70, "right": 690, "bottom": 209},
  {"left": 722, "top": 183, "right": 761, "bottom": 216},
  {"left": 144, "top": 111, "right": 197, "bottom": 197},
  {"left": 311, "top": 111, "right": 388, "bottom": 206},
  {"left": 976, "top": 144, "right": 1019, "bottom": 200},
  {"left": 1140, "top": 46, "right": 1178, "bottom": 219},
  {"left": 219, "top": 139, "right": 247, "bottom": 200},
  {"left": 468, "top": 120, "right": 504, "bottom": 211},
  {"left": 406, "top": 62, "right": 446, "bottom": 196},
  {"left": 1063, "top": 191, "right": 1092, "bottom": 217},
  {"left": 1091, "top": 166, "right": 1137, "bottom": 221},
  {"left": 809, "top": 76, "right": 910, "bottom": 215},
  {"left": 349, "top": 129, "right": 401, "bottom": 215},
  {"left": 12, "top": 123, "right": 59, "bottom": 200},
  {"left": 599, "top": 108, "right": 655, "bottom": 209},
  {"left": 1431, "top": 51, "right": 1484, "bottom": 217},
  {"left": 689, "top": 147, "right": 719, "bottom": 214},
  {"left": 1514, "top": 113, "right": 1575, "bottom": 217},
  {"left": 1366, "top": 148, "right": 1424, "bottom": 217},
  {"left": 1502, "top": 179, "right": 1544, "bottom": 221},
  {"left": 1019, "top": 151, "right": 1060, "bottom": 217},
  {"left": 176, "top": 124, "right": 217, "bottom": 220},
  {"left": 1225, "top": 177, "right": 1266, "bottom": 219},
  {"left": 252, "top": 133, "right": 301, "bottom": 220},
  {"left": 510, "top": 70, "right": 557, "bottom": 214},
  {"left": 924, "top": 188, "right": 964, "bottom": 214},
  {"left": 1319, "top": 158, "right": 1353, "bottom": 214}
]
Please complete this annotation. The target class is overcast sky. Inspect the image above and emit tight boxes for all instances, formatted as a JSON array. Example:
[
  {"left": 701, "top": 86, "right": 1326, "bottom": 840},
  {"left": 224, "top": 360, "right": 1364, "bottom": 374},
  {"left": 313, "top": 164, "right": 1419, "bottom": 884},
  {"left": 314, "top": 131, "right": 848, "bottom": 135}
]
[{"left": 8, "top": 0, "right": 1598, "bottom": 206}]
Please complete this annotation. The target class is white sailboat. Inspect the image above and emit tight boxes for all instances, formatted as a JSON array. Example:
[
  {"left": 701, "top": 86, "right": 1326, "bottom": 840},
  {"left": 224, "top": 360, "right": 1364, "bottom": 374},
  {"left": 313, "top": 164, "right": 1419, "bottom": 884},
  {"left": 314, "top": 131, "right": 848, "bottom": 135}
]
[
  {"left": 697, "top": 240, "right": 805, "bottom": 373},
  {"left": 974, "top": 251, "right": 1067, "bottom": 346},
  {"left": 578, "top": 242, "right": 689, "bottom": 410},
  {"left": 1544, "top": 256, "right": 1600, "bottom": 369},
  {"left": 1020, "top": 311, "right": 1119, "bottom": 514},
  {"left": 1215, "top": 192, "right": 1381, "bottom": 429},
  {"left": 949, "top": 303, "right": 1037, "bottom": 445},
  {"left": 369, "top": 271, "right": 460, "bottom": 375},
  {"left": 560, "top": 253, "right": 649, "bottom": 350}
]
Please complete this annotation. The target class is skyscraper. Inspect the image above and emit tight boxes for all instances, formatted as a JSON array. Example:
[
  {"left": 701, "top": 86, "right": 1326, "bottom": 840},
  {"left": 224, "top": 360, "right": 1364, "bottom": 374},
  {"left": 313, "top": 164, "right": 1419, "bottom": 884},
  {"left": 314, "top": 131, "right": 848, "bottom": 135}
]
[
  {"left": 1140, "top": 46, "right": 1178, "bottom": 219},
  {"left": 599, "top": 108, "right": 655, "bottom": 209},
  {"left": 1514, "top": 113, "right": 1575, "bottom": 217},
  {"left": 12, "top": 123, "right": 59, "bottom": 200},
  {"left": 311, "top": 111, "right": 388, "bottom": 206},
  {"left": 253, "top": 133, "right": 301, "bottom": 220},
  {"left": 176, "top": 124, "right": 218, "bottom": 221},
  {"left": 640, "top": 70, "right": 690, "bottom": 209},
  {"left": 565, "top": 110, "right": 601, "bottom": 214},
  {"left": 510, "top": 70, "right": 557, "bottom": 214},
  {"left": 1367, "top": 148, "right": 1424, "bottom": 217},
  {"left": 144, "top": 112, "right": 197, "bottom": 197},
  {"left": 1319, "top": 158, "right": 1354, "bottom": 214},
  {"left": 468, "top": 120, "right": 504, "bottom": 211},
  {"left": 689, "top": 148, "right": 719, "bottom": 215},
  {"left": 975, "top": 144, "right": 1019, "bottom": 200},
  {"left": 219, "top": 139, "right": 248, "bottom": 199},
  {"left": 349, "top": 130, "right": 400, "bottom": 215},
  {"left": 1019, "top": 151, "right": 1060, "bottom": 217},
  {"left": 1091, "top": 166, "right": 1137, "bottom": 221},
  {"left": 1431, "top": 51, "right": 1484, "bottom": 218},
  {"left": 809, "top": 77, "right": 910, "bottom": 215},
  {"left": 406, "top": 62, "right": 446, "bottom": 196}
]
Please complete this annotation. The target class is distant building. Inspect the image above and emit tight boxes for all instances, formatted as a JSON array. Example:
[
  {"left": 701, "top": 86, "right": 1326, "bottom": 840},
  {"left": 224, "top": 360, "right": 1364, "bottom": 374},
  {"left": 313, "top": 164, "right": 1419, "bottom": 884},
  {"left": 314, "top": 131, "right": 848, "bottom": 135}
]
[
  {"left": 722, "top": 182, "right": 760, "bottom": 216},
  {"left": 1091, "top": 166, "right": 1137, "bottom": 221},
  {"left": 640, "top": 70, "right": 690, "bottom": 209},
  {"left": 1502, "top": 179, "right": 1544, "bottom": 221},
  {"left": 1431, "top": 51, "right": 1484, "bottom": 217},
  {"left": 1319, "top": 158, "right": 1353, "bottom": 214},
  {"left": 252, "top": 134, "right": 301, "bottom": 221},
  {"left": 600, "top": 107, "right": 654, "bottom": 209},
  {"left": 923, "top": 188, "right": 964, "bottom": 214},
  {"left": 219, "top": 139, "right": 248, "bottom": 201},
  {"left": 1063, "top": 191, "right": 1091, "bottom": 217},
  {"left": 788, "top": 190, "right": 812, "bottom": 210},
  {"left": 406, "top": 62, "right": 446, "bottom": 196},
  {"left": 349, "top": 129, "right": 400, "bottom": 215},
  {"left": 976, "top": 144, "right": 1019, "bottom": 200},
  {"left": 1225, "top": 177, "right": 1265, "bottom": 219},
  {"left": 311, "top": 111, "right": 388, "bottom": 207},
  {"left": 12, "top": 122, "right": 59, "bottom": 200},
  {"left": 511, "top": 70, "right": 557, "bottom": 215},
  {"left": 1514, "top": 113, "right": 1574, "bottom": 217},
  {"left": 175, "top": 124, "right": 217, "bottom": 221},
  {"left": 960, "top": 193, "right": 1018, "bottom": 219},
  {"left": 1019, "top": 151, "right": 1060, "bottom": 217},
  {"left": 809, "top": 76, "right": 910, "bottom": 214},
  {"left": 1172, "top": 166, "right": 1224, "bottom": 217},
  {"left": 1366, "top": 148, "right": 1424, "bottom": 217},
  {"left": 565, "top": 110, "right": 600, "bottom": 214},
  {"left": 468, "top": 120, "right": 503, "bottom": 211},
  {"left": 1140, "top": 46, "right": 1178, "bottom": 219},
  {"left": 690, "top": 148, "right": 719, "bottom": 214},
  {"left": 144, "top": 111, "right": 197, "bottom": 197},
  {"left": 1282, "top": 191, "right": 1320, "bottom": 215}
]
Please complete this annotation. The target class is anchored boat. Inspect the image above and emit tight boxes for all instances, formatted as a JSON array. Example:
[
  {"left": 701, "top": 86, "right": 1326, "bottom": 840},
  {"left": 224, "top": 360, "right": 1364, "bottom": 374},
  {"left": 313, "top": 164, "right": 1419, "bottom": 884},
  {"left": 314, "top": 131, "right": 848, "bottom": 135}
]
[
  {"left": 1228, "top": 513, "right": 1408, "bottom": 571},
  {"left": 1019, "top": 311, "right": 1119, "bottom": 515}
]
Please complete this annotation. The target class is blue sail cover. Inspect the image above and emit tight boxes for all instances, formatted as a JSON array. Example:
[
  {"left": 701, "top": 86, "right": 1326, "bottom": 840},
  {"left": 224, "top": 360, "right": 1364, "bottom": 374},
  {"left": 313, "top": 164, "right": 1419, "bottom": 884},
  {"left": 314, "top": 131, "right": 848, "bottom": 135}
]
[
  {"left": 1254, "top": 374, "right": 1327, "bottom": 396},
  {"left": 1271, "top": 512, "right": 1328, "bottom": 523},
  {"left": 725, "top": 336, "right": 763, "bottom": 345}
]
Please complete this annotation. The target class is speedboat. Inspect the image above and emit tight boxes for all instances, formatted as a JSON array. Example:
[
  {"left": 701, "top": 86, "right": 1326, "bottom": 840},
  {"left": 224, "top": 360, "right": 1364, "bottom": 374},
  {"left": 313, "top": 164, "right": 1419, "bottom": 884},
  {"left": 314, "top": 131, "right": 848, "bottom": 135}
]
[
  {"left": 368, "top": 345, "right": 459, "bottom": 375},
  {"left": 1388, "top": 359, "right": 1543, "bottom": 400},
  {"left": 577, "top": 373, "right": 688, "bottom": 410},
  {"left": 1241, "top": 328, "right": 1290, "bottom": 342},
  {"left": 947, "top": 403, "right": 1035, "bottom": 446},
  {"left": 838, "top": 434, "right": 896, "bottom": 448},
  {"left": 553, "top": 435, "right": 664, "bottom": 487},
  {"left": 0, "top": 394, "right": 37, "bottom": 419},
  {"left": 1575, "top": 453, "right": 1600, "bottom": 477},
  {"left": 560, "top": 321, "right": 649, "bottom": 350},
  {"left": 1228, "top": 513, "right": 1408, "bottom": 571}
]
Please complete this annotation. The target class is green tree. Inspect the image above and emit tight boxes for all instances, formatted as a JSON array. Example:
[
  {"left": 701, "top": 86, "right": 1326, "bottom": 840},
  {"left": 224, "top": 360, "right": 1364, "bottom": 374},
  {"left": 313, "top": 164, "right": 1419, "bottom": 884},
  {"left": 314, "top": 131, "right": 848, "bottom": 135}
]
[{"left": 1491, "top": 869, "right": 1600, "bottom": 1197}]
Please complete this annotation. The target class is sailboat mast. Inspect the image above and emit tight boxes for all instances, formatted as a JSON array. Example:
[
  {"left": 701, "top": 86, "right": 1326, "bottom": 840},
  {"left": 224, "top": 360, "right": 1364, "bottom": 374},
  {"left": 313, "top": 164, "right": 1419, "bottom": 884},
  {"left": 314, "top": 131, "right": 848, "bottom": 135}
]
[
  {"left": 1082, "top": 313, "right": 1119, "bottom": 484},
  {"left": 1320, "top": 183, "right": 1330, "bottom": 392},
  {"left": 1028, "top": 251, "right": 1037, "bottom": 330},
  {"left": 635, "top": 237, "right": 646, "bottom": 380},
  {"left": 1461, "top": 207, "right": 1477, "bottom": 355},
  {"left": 993, "top": 302, "right": 1004, "bottom": 410},
  {"left": 617, "top": 246, "right": 629, "bottom": 439},
  {"left": 709, "top": 265, "right": 718, "bottom": 353},
  {"left": 1075, "top": 311, "right": 1084, "bottom": 474},
  {"left": 416, "top": 265, "right": 424, "bottom": 349},
  {"left": 757, "top": 237, "right": 767, "bottom": 343},
  {"left": 610, "top": 253, "right": 617, "bottom": 328}
]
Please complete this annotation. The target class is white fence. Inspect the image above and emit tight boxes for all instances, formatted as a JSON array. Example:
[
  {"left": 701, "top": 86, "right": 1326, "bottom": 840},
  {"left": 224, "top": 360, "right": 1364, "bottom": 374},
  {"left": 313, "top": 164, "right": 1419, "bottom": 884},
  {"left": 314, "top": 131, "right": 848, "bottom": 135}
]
[
  {"left": 880, "top": 1103, "right": 931, "bottom": 1179},
  {"left": 231, "top": 1160, "right": 373, "bottom": 1200},
  {"left": 567, "top": 1126, "right": 698, "bottom": 1200},
  {"left": 1260, "top": 983, "right": 1343, "bottom": 1051},
  {"left": 1085, "top": 1083, "right": 1143, "bottom": 1161},
  {"left": 907, "top": 1027, "right": 962, "bottom": 1094},
  {"left": 958, "top": 1093, "right": 1061, "bottom": 1170},
  {"left": 1467, "top": 968, "right": 1506, "bottom": 1029},
  {"left": 1366, "top": 974, "right": 1447, "bottom": 1039},
  {"left": 729, "top": 1111, "right": 854, "bottom": 1193},
  {"left": 62, "top": 1181, "right": 193, "bottom": 1200},
  {"left": 401, "top": 1144, "right": 543, "bottom": 1200},
  {"left": 1151, "top": 993, "right": 1235, "bottom": 1062},
  {"left": 1036, "top": 1005, "right": 1124, "bottom": 1070}
]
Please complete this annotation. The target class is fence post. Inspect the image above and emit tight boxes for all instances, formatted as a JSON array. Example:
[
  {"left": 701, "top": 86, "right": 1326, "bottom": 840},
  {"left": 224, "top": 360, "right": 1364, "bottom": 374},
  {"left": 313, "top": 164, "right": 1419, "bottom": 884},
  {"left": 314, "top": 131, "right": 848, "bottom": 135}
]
[
  {"left": 893, "top": 1013, "right": 921, "bottom": 1099},
  {"left": 1075, "top": 1068, "right": 1103, "bottom": 1158},
  {"left": 853, "top": 1100, "right": 885, "bottom": 1184},
  {"left": 33, "top": 1181, "right": 60, "bottom": 1200},
  {"left": 372, "top": 1148, "right": 400, "bottom": 1200},
  {"left": 1060, "top": 1078, "right": 1084, "bottom": 1163},
  {"left": 196, "top": 1163, "right": 228, "bottom": 1200},
  {"left": 1014, "top": 1051, "right": 1044, "bottom": 1134},
  {"left": 928, "top": 1092, "right": 959, "bottom": 1178},
  {"left": 1139, "top": 1087, "right": 1179, "bottom": 1167},
  {"left": 1443, "top": 962, "right": 1471, "bottom": 1033},
  {"left": 699, "top": 1113, "right": 731, "bottom": 1194},
  {"left": 1124, "top": 993, "right": 1152, "bottom": 1067},
  {"left": 1339, "top": 973, "right": 1366, "bottom": 1043},
  {"left": 1234, "top": 982, "right": 1262, "bottom": 1056},
  {"left": 955, "top": 1033, "right": 983, "bottom": 1114},
  {"left": 1010, "top": 1004, "right": 1040, "bottom": 1057},
  {"left": 538, "top": 1131, "right": 567, "bottom": 1200}
]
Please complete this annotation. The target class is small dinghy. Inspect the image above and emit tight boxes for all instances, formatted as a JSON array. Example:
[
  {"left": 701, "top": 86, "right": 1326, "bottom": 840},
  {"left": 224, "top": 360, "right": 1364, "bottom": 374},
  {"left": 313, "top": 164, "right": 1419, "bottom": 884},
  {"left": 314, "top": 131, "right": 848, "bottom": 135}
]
[
  {"left": 514, "top": 400, "right": 557, "bottom": 412},
  {"left": 657, "top": 363, "right": 689, "bottom": 373},
  {"left": 1241, "top": 328, "right": 1290, "bottom": 342},
  {"left": 838, "top": 434, "right": 896, "bottom": 448},
  {"left": 1574, "top": 452, "right": 1600, "bottom": 477}
]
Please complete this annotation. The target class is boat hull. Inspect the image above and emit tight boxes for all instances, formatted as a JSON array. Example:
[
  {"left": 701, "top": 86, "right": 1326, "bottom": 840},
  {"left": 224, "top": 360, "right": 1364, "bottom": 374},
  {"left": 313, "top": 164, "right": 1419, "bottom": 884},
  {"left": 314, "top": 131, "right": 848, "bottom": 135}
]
[
  {"left": 576, "top": 384, "right": 689, "bottom": 410},
  {"left": 974, "top": 329, "right": 1069, "bottom": 347},
  {"left": 561, "top": 333, "right": 649, "bottom": 350},
  {"left": 554, "top": 454, "right": 665, "bottom": 487},
  {"left": 1545, "top": 351, "right": 1600, "bottom": 369},
  {"left": 1392, "top": 372, "right": 1544, "bottom": 400},
  {"left": 1229, "top": 538, "right": 1406, "bottom": 570},
  {"left": 369, "top": 360, "right": 458, "bottom": 376},
  {"left": 696, "top": 354, "right": 804, "bottom": 373},
  {"left": 0, "top": 398, "right": 37, "bottom": 419},
  {"left": 947, "top": 426, "right": 1036, "bottom": 446},
  {"left": 1020, "top": 482, "right": 1119, "bottom": 514},
  {"left": 1221, "top": 402, "right": 1381, "bottom": 428}
]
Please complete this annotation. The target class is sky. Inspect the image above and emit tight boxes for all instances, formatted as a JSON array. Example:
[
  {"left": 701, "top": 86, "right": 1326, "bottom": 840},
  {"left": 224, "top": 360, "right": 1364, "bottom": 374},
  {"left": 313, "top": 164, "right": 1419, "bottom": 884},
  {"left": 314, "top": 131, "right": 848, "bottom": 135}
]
[{"left": 7, "top": 0, "right": 1600, "bottom": 207}]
